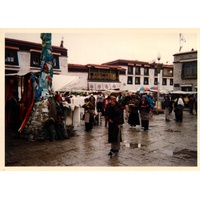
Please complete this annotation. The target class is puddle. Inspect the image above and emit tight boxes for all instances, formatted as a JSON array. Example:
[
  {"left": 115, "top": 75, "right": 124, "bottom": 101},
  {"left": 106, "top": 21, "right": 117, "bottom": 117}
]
[{"left": 123, "top": 141, "right": 145, "bottom": 148}]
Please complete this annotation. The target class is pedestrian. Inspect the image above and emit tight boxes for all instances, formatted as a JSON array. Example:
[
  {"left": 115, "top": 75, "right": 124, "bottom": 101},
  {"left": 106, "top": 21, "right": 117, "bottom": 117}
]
[
  {"left": 148, "top": 94, "right": 155, "bottom": 117},
  {"left": 106, "top": 94, "right": 123, "bottom": 156},
  {"left": 139, "top": 95, "right": 150, "bottom": 131},
  {"left": 96, "top": 92, "right": 105, "bottom": 116},
  {"left": 174, "top": 95, "right": 184, "bottom": 122},
  {"left": 64, "top": 91, "right": 71, "bottom": 104},
  {"left": 118, "top": 93, "right": 126, "bottom": 126},
  {"left": 89, "top": 93, "right": 96, "bottom": 108},
  {"left": 128, "top": 94, "right": 140, "bottom": 128},
  {"left": 164, "top": 94, "right": 171, "bottom": 122},
  {"left": 169, "top": 94, "right": 174, "bottom": 114},
  {"left": 188, "top": 95, "right": 194, "bottom": 115},
  {"left": 82, "top": 98, "right": 95, "bottom": 132},
  {"left": 124, "top": 92, "right": 132, "bottom": 120},
  {"left": 5, "top": 92, "right": 20, "bottom": 131},
  {"left": 104, "top": 95, "right": 111, "bottom": 127},
  {"left": 160, "top": 94, "right": 165, "bottom": 110},
  {"left": 194, "top": 93, "right": 197, "bottom": 114},
  {"left": 55, "top": 94, "right": 68, "bottom": 139},
  {"left": 44, "top": 95, "right": 57, "bottom": 141}
]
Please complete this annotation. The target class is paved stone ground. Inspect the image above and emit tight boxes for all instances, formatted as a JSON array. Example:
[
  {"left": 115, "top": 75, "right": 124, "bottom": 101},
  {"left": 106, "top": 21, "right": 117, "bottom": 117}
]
[{"left": 4, "top": 110, "right": 198, "bottom": 168}]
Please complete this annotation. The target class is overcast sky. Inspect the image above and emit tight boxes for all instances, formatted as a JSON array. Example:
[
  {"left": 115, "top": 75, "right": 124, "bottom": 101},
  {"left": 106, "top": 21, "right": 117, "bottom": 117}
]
[{"left": 5, "top": 28, "right": 198, "bottom": 65}]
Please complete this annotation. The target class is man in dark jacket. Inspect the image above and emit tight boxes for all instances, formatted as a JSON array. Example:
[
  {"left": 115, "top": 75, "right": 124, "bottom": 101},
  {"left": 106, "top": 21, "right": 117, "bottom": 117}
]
[{"left": 105, "top": 93, "right": 123, "bottom": 157}]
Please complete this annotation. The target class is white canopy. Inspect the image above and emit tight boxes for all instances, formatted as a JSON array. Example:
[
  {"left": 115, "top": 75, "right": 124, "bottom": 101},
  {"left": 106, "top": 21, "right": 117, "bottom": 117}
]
[
  {"left": 5, "top": 72, "right": 80, "bottom": 92},
  {"left": 52, "top": 75, "right": 80, "bottom": 92},
  {"left": 170, "top": 90, "right": 197, "bottom": 95}
]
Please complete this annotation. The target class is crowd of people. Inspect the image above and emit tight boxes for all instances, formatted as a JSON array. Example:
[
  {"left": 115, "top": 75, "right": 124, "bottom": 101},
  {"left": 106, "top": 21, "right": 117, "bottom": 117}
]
[
  {"left": 6, "top": 89, "right": 197, "bottom": 155},
  {"left": 80, "top": 91, "right": 197, "bottom": 156}
]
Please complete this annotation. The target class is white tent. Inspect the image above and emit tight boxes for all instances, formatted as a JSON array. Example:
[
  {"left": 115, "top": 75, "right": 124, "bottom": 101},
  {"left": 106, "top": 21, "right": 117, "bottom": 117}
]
[
  {"left": 5, "top": 72, "right": 80, "bottom": 92},
  {"left": 52, "top": 75, "right": 80, "bottom": 92},
  {"left": 170, "top": 90, "right": 197, "bottom": 95}
]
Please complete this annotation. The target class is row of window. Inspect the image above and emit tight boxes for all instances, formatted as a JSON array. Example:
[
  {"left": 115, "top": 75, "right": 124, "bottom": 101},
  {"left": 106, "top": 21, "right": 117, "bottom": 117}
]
[
  {"left": 5, "top": 49, "right": 60, "bottom": 69},
  {"left": 128, "top": 66, "right": 173, "bottom": 77},
  {"left": 127, "top": 76, "right": 173, "bottom": 86}
]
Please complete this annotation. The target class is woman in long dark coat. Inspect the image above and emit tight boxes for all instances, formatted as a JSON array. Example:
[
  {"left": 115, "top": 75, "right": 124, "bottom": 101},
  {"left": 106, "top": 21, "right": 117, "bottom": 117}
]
[
  {"left": 128, "top": 94, "right": 140, "bottom": 128},
  {"left": 105, "top": 94, "right": 123, "bottom": 156},
  {"left": 139, "top": 95, "right": 150, "bottom": 131},
  {"left": 174, "top": 95, "right": 184, "bottom": 122}
]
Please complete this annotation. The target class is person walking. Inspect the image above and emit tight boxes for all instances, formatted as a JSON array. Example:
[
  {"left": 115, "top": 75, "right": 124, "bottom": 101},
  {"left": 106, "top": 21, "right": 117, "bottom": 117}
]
[
  {"left": 188, "top": 95, "right": 194, "bottom": 115},
  {"left": 96, "top": 92, "right": 105, "bottom": 116},
  {"left": 194, "top": 93, "right": 197, "bottom": 114},
  {"left": 54, "top": 94, "right": 69, "bottom": 140},
  {"left": 148, "top": 94, "right": 155, "bottom": 117},
  {"left": 106, "top": 94, "right": 123, "bottom": 156},
  {"left": 174, "top": 95, "right": 184, "bottom": 122},
  {"left": 128, "top": 94, "right": 140, "bottom": 128},
  {"left": 104, "top": 95, "right": 111, "bottom": 127},
  {"left": 139, "top": 95, "right": 150, "bottom": 131},
  {"left": 82, "top": 98, "right": 95, "bottom": 132},
  {"left": 164, "top": 94, "right": 171, "bottom": 122}
]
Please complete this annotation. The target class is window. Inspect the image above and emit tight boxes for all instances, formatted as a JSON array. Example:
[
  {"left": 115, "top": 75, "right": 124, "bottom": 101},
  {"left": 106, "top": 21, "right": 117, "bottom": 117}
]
[
  {"left": 127, "top": 76, "right": 133, "bottom": 84},
  {"left": 154, "top": 78, "right": 158, "bottom": 85},
  {"left": 135, "top": 67, "right": 140, "bottom": 75},
  {"left": 52, "top": 56, "right": 59, "bottom": 69},
  {"left": 128, "top": 66, "right": 133, "bottom": 75},
  {"left": 144, "top": 68, "right": 149, "bottom": 75},
  {"left": 31, "top": 52, "right": 40, "bottom": 67},
  {"left": 135, "top": 77, "right": 140, "bottom": 84},
  {"left": 89, "top": 68, "right": 119, "bottom": 81},
  {"left": 163, "top": 68, "right": 173, "bottom": 77},
  {"left": 182, "top": 61, "right": 197, "bottom": 79},
  {"left": 5, "top": 49, "right": 19, "bottom": 65},
  {"left": 30, "top": 52, "right": 60, "bottom": 69},
  {"left": 162, "top": 78, "right": 167, "bottom": 85},
  {"left": 182, "top": 86, "right": 192, "bottom": 91},
  {"left": 154, "top": 69, "right": 158, "bottom": 76},
  {"left": 143, "top": 77, "right": 149, "bottom": 85},
  {"left": 170, "top": 79, "right": 173, "bottom": 85}
]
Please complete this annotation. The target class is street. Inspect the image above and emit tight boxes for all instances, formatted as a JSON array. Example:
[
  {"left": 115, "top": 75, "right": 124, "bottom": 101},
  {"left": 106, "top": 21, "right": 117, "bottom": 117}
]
[{"left": 4, "top": 109, "right": 197, "bottom": 168}]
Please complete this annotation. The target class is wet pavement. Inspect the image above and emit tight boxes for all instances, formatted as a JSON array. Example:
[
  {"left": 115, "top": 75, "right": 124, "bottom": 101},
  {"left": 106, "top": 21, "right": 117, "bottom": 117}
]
[{"left": 4, "top": 110, "right": 198, "bottom": 168}]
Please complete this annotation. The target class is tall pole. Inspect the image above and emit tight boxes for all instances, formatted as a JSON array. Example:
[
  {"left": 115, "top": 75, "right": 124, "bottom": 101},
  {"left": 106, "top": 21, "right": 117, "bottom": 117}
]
[
  {"left": 157, "top": 55, "right": 161, "bottom": 103},
  {"left": 37, "top": 33, "right": 53, "bottom": 100},
  {"left": 156, "top": 53, "right": 163, "bottom": 111}
]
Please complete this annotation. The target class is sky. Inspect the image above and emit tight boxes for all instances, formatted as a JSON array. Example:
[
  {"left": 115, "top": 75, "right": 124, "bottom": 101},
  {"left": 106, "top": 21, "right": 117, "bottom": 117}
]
[{"left": 5, "top": 28, "right": 198, "bottom": 65}]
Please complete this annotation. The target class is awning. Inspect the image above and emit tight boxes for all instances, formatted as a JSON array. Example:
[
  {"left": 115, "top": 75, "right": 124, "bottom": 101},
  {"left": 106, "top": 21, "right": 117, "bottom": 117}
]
[
  {"left": 171, "top": 90, "right": 197, "bottom": 95},
  {"left": 52, "top": 74, "right": 80, "bottom": 92},
  {"left": 5, "top": 72, "right": 80, "bottom": 92},
  {"left": 5, "top": 71, "right": 31, "bottom": 76}
]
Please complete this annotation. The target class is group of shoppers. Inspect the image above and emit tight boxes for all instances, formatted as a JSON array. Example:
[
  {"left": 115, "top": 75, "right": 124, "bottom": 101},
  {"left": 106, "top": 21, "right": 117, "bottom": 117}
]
[
  {"left": 46, "top": 91, "right": 197, "bottom": 156},
  {"left": 81, "top": 91, "right": 197, "bottom": 157}
]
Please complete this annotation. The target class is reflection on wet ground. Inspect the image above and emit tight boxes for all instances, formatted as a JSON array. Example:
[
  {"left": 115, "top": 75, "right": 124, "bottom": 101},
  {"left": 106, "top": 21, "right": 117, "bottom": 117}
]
[{"left": 5, "top": 110, "right": 197, "bottom": 167}]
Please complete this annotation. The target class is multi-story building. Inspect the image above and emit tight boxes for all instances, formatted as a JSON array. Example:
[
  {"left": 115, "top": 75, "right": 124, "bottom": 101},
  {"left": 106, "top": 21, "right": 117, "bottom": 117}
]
[
  {"left": 68, "top": 63, "right": 125, "bottom": 91},
  {"left": 5, "top": 38, "right": 68, "bottom": 75},
  {"left": 173, "top": 49, "right": 197, "bottom": 92},
  {"left": 5, "top": 38, "right": 174, "bottom": 94},
  {"left": 103, "top": 59, "right": 174, "bottom": 92}
]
